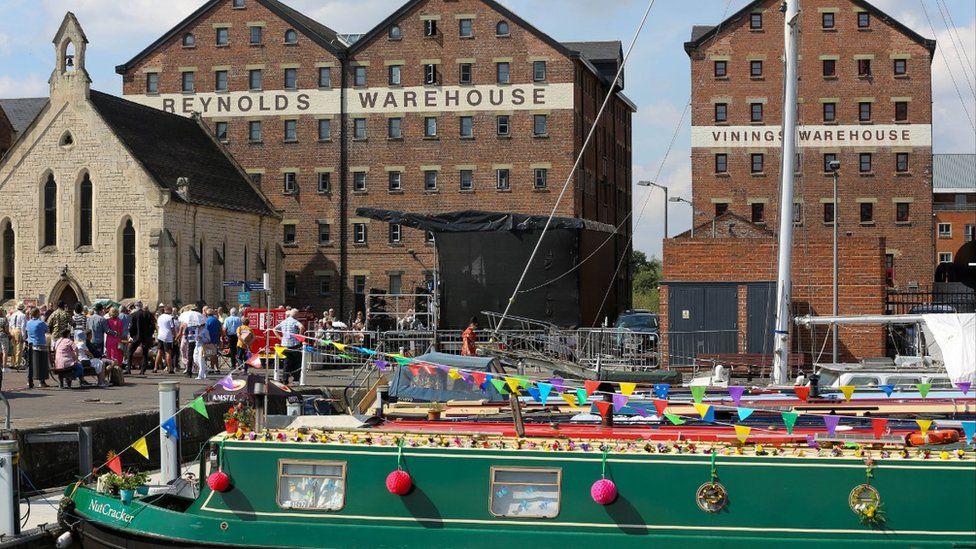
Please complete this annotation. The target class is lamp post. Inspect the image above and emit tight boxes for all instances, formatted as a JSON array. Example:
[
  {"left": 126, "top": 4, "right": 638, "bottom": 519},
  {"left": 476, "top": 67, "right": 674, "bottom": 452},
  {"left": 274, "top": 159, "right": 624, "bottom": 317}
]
[
  {"left": 670, "top": 196, "right": 711, "bottom": 238},
  {"left": 828, "top": 160, "right": 841, "bottom": 364},
  {"left": 637, "top": 180, "right": 668, "bottom": 238}
]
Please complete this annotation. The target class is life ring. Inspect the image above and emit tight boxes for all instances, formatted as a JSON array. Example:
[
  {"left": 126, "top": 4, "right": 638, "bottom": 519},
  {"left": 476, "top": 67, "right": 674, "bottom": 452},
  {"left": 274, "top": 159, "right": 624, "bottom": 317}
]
[{"left": 907, "top": 430, "right": 959, "bottom": 446}]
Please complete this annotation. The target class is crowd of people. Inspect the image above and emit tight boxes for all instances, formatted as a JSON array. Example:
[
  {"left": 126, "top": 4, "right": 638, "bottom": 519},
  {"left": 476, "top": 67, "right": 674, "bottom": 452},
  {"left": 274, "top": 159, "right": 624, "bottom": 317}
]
[{"left": 0, "top": 301, "right": 260, "bottom": 390}]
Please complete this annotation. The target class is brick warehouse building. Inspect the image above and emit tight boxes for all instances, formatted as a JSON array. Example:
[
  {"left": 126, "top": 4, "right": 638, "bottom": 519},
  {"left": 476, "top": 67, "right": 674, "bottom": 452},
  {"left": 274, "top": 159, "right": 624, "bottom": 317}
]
[
  {"left": 684, "top": 0, "right": 935, "bottom": 288},
  {"left": 114, "top": 0, "right": 635, "bottom": 322}
]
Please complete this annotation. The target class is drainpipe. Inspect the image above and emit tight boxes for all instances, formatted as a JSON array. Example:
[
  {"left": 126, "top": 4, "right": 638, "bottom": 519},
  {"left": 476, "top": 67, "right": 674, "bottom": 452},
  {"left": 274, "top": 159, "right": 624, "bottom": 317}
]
[{"left": 339, "top": 55, "right": 349, "bottom": 321}]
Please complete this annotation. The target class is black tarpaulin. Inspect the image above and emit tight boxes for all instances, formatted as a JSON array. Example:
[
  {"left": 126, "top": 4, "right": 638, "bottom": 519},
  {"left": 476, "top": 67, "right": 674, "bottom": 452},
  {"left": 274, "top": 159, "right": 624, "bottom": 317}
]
[{"left": 355, "top": 208, "right": 615, "bottom": 234}]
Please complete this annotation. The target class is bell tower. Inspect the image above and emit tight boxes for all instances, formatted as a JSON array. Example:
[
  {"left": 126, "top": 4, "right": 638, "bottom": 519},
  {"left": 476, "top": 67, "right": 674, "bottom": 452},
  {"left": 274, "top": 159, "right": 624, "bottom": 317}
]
[{"left": 49, "top": 12, "right": 91, "bottom": 103}]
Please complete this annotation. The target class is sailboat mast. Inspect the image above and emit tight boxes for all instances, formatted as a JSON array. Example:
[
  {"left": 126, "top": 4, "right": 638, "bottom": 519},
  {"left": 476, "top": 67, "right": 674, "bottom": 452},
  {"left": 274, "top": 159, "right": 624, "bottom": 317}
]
[{"left": 772, "top": 0, "right": 801, "bottom": 385}]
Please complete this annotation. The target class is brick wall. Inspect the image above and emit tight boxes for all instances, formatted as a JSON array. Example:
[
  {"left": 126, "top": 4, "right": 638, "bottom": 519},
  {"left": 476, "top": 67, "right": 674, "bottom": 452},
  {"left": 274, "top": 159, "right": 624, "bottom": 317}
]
[
  {"left": 687, "top": 0, "right": 934, "bottom": 288},
  {"left": 659, "top": 235, "right": 886, "bottom": 368}
]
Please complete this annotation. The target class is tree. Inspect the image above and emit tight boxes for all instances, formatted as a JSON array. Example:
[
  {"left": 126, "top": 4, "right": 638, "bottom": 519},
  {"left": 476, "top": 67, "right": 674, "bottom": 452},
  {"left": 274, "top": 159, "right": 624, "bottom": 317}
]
[{"left": 632, "top": 251, "right": 661, "bottom": 294}]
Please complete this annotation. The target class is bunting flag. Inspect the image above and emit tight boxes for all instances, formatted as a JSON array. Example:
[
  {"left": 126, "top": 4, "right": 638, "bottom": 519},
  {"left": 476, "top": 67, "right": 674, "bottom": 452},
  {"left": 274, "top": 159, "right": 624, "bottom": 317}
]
[
  {"left": 422, "top": 363, "right": 437, "bottom": 375},
  {"left": 107, "top": 455, "right": 123, "bottom": 475},
  {"left": 246, "top": 352, "right": 263, "bottom": 369},
  {"left": 447, "top": 368, "right": 463, "bottom": 380},
  {"left": 880, "top": 384, "right": 895, "bottom": 397},
  {"left": 273, "top": 345, "right": 286, "bottom": 358},
  {"left": 339, "top": 354, "right": 355, "bottom": 360},
  {"left": 594, "top": 401, "right": 612, "bottom": 418},
  {"left": 916, "top": 383, "right": 932, "bottom": 399},
  {"left": 840, "top": 385, "right": 855, "bottom": 402},
  {"left": 916, "top": 418, "right": 932, "bottom": 435},
  {"left": 375, "top": 360, "right": 390, "bottom": 372},
  {"left": 359, "top": 348, "right": 377, "bottom": 356},
  {"left": 189, "top": 396, "right": 209, "bottom": 419},
  {"left": 161, "top": 416, "right": 179, "bottom": 439},
  {"left": 702, "top": 406, "right": 715, "bottom": 423},
  {"left": 781, "top": 412, "right": 799, "bottom": 434},
  {"left": 734, "top": 425, "right": 751, "bottom": 443},
  {"left": 871, "top": 418, "right": 889, "bottom": 440},
  {"left": 408, "top": 365, "right": 421, "bottom": 377},
  {"left": 962, "top": 421, "right": 976, "bottom": 445},
  {"left": 693, "top": 403, "right": 711, "bottom": 419},
  {"left": 517, "top": 377, "right": 532, "bottom": 390},
  {"left": 654, "top": 383, "right": 670, "bottom": 400},
  {"left": 132, "top": 437, "right": 149, "bottom": 460},
  {"left": 727, "top": 386, "right": 745, "bottom": 407},
  {"left": 394, "top": 356, "right": 411, "bottom": 366},
  {"left": 612, "top": 393, "right": 629, "bottom": 410},
  {"left": 794, "top": 386, "right": 810, "bottom": 402},
  {"left": 218, "top": 374, "right": 236, "bottom": 390},
  {"left": 584, "top": 380, "right": 600, "bottom": 398},
  {"left": 958, "top": 382, "right": 972, "bottom": 396},
  {"left": 490, "top": 379, "right": 509, "bottom": 395},
  {"left": 664, "top": 413, "right": 686, "bottom": 425},
  {"left": 470, "top": 371, "right": 486, "bottom": 388},
  {"left": 561, "top": 393, "right": 580, "bottom": 409},
  {"left": 690, "top": 385, "right": 706, "bottom": 404},
  {"left": 332, "top": 342, "right": 347, "bottom": 352},
  {"left": 550, "top": 377, "right": 565, "bottom": 393},
  {"left": 632, "top": 406, "right": 650, "bottom": 418},
  {"left": 527, "top": 387, "right": 542, "bottom": 403},
  {"left": 460, "top": 371, "right": 473, "bottom": 384},
  {"left": 823, "top": 415, "right": 841, "bottom": 437},
  {"left": 576, "top": 388, "right": 588, "bottom": 406},
  {"left": 618, "top": 382, "right": 636, "bottom": 397},
  {"left": 737, "top": 407, "right": 755, "bottom": 421},
  {"left": 505, "top": 377, "right": 522, "bottom": 394},
  {"left": 537, "top": 383, "right": 553, "bottom": 406},
  {"left": 653, "top": 399, "right": 669, "bottom": 417}
]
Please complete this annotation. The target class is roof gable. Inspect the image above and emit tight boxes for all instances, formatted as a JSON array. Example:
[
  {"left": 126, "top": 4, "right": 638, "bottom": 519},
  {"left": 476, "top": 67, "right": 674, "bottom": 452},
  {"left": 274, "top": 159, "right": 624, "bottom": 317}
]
[
  {"left": 115, "top": 0, "right": 344, "bottom": 74},
  {"left": 684, "top": 0, "right": 935, "bottom": 55},
  {"left": 0, "top": 98, "right": 49, "bottom": 136},
  {"left": 88, "top": 90, "right": 275, "bottom": 216}
]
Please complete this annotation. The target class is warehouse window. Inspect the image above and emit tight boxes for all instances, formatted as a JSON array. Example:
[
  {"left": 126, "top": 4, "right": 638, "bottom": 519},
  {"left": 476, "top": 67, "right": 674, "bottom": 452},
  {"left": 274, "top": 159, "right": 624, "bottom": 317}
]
[
  {"left": 215, "top": 70, "right": 229, "bottom": 92},
  {"left": 284, "top": 29, "right": 298, "bottom": 44},
  {"left": 354, "top": 118, "right": 367, "bottom": 140},
  {"left": 858, "top": 102, "right": 872, "bottom": 122},
  {"left": 318, "top": 173, "right": 331, "bottom": 194},
  {"left": 424, "top": 64, "right": 438, "bottom": 85},
  {"left": 388, "top": 118, "right": 402, "bottom": 139},
  {"left": 248, "top": 121, "right": 262, "bottom": 142},
  {"left": 318, "top": 275, "right": 332, "bottom": 295},
  {"left": 496, "top": 169, "right": 510, "bottom": 190},
  {"left": 859, "top": 202, "right": 874, "bottom": 224},
  {"left": 146, "top": 73, "right": 158, "bottom": 94},
  {"left": 424, "top": 19, "right": 438, "bottom": 37},
  {"left": 715, "top": 153, "right": 728, "bottom": 174},
  {"left": 751, "top": 203, "right": 765, "bottom": 223},
  {"left": 822, "top": 59, "right": 836, "bottom": 77},
  {"left": 715, "top": 203, "right": 728, "bottom": 217},
  {"left": 182, "top": 33, "right": 195, "bottom": 47},
  {"left": 459, "top": 63, "right": 472, "bottom": 84},
  {"left": 496, "top": 115, "right": 510, "bottom": 136},
  {"left": 215, "top": 121, "right": 228, "bottom": 143},
  {"left": 857, "top": 59, "right": 872, "bottom": 77},
  {"left": 424, "top": 170, "right": 438, "bottom": 191},
  {"left": 250, "top": 26, "right": 263, "bottom": 45},
  {"left": 496, "top": 62, "right": 510, "bottom": 84},
  {"left": 496, "top": 21, "right": 510, "bottom": 37},
  {"left": 859, "top": 153, "right": 872, "bottom": 173},
  {"left": 460, "top": 116, "right": 473, "bottom": 138},
  {"left": 750, "top": 103, "right": 763, "bottom": 122},
  {"left": 389, "top": 224, "right": 402, "bottom": 244},
  {"left": 216, "top": 27, "right": 229, "bottom": 46},
  {"left": 425, "top": 117, "right": 438, "bottom": 137},
  {"left": 896, "top": 153, "right": 909, "bottom": 173},
  {"left": 459, "top": 170, "right": 474, "bottom": 190},
  {"left": 533, "top": 115, "right": 548, "bottom": 137},
  {"left": 353, "top": 172, "right": 367, "bottom": 192},
  {"left": 318, "top": 67, "right": 332, "bottom": 88},
  {"left": 714, "top": 103, "right": 727, "bottom": 122},
  {"left": 283, "top": 120, "right": 298, "bottom": 142},
  {"left": 822, "top": 12, "right": 835, "bottom": 29},
  {"left": 284, "top": 68, "right": 298, "bottom": 90},
  {"left": 939, "top": 252, "right": 953, "bottom": 264},
  {"left": 283, "top": 172, "right": 297, "bottom": 194},
  {"left": 750, "top": 60, "right": 763, "bottom": 78},
  {"left": 823, "top": 202, "right": 835, "bottom": 224},
  {"left": 459, "top": 18, "right": 473, "bottom": 38},
  {"left": 534, "top": 168, "right": 548, "bottom": 190},
  {"left": 389, "top": 65, "right": 402, "bottom": 86},
  {"left": 389, "top": 25, "right": 402, "bottom": 40},
  {"left": 354, "top": 66, "right": 367, "bottom": 87},
  {"left": 893, "top": 58, "right": 907, "bottom": 76},
  {"left": 533, "top": 61, "right": 547, "bottom": 82},
  {"left": 714, "top": 60, "right": 727, "bottom": 78},
  {"left": 895, "top": 101, "right": 908, "bottom": 122},
  {"left": 823, "top": 153, "right": 837, "bottom": 173},
  {"left": 285, "top": 274, "right": 297, "bottom": 297},
  {"left": 857, "top": 12, "right": 870, "bottom": 28},
  {"left": 282, "top": 223, "right": 296, "bottom": 244},
  {"left": 823, "top": 102, "right": 836, "bottom": 122},
  {"left": 938, "top": 223, "right": 951, "bottom": 238},
  {"left": 749, "top": 13, "right": 762, "bottom": 30},
  {"left": 388, "top": 171, "right": 402, "bottom": 191},
  {"left": 751, "top": 153, "right": 764, "bottom": 174},
  {"left": 318, "top": 119, "right": 331, "bottom": 141},
  {"left": 249, "top": 69, "right": 263, "bottom": 90},
  {"left": 181, "top": 71, "right": 195, "bottom": 93},
  {"left": 896, "top": 202, "right": 910, "bottom": 223},
  {"left": 353, "top": 224, "right": 368, "bottom": 244}
]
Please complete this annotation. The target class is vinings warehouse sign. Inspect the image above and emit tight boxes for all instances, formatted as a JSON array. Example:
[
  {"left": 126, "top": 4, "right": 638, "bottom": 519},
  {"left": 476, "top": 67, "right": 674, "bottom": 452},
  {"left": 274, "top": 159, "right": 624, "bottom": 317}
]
[
  {"left": 127, "top": 83, "right": 574, "bottom": 117},
  {"left": 692, "top": 124, "right": 932, "bottom": 148}
]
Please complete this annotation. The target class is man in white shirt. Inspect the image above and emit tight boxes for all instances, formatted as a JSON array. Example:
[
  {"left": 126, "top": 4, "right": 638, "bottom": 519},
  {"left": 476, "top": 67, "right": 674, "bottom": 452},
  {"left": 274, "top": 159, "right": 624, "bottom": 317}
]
[
  {"left": 9, "top": 304, "right": 27, "bottom": 370},
  {"left": 177, "top": 306, "right": 205, "bottom": 377},
  {"left": 154, "top": 306, "right": 177, "bottom": 373}
]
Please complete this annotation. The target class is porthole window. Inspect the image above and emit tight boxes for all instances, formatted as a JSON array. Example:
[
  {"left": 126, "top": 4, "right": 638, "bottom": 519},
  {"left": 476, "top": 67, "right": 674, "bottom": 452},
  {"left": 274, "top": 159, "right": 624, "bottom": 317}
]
[
  {"left": 182, "top": 33, "right": 196, "bottom": 47},
  {"left": 489, "top": 467, "right": 560, "bottom": 518},
  {"left": 284, "top": 29, "right": 298, "bottom": 44},
  {"left": 388, "top": 25, "right": 402, "bottom": 40},
  {"left": 59, "top": 131, "right": 74, "bottom": 148},
  {"left": 496, "top": 21, "right": 510, "bottom": 36},
  {"left": 277, "top": 461, "right": 345, "bottom": 511}
]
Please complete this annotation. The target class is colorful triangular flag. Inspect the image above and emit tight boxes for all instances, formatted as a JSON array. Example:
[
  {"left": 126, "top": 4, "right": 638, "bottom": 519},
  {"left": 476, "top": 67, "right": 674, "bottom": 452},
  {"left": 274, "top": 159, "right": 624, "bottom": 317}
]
[
  {"left": 737, "top": 407, "right": 755, "bottom": 421},
  {"left": 594, "top": 401, "right": 612, "bottom": 418},
  {"left": 408, "top": 365, "right": 421, "bottom": 377},
  {"left": 664, "top": 413, "right": 686, "bottom": 425},
  {"left": 962, "top": 421, "right": 976, "bottom": 445},
  {"left": 917, "top": 383, "right": 932, "bottom": 399},
  {"left": 332, "top": 342, "right": 346, "bottom": 352},
  {"left": 823, "top": 415, "right": 841, "bottom": 437},
  {"left": 957, "top": 382, "right": 972, "bottom": 396},
  {"left": 448, "top": 368, "right": 463, "bottom": 380},
  {"left": 471, "top": 371, "right": 486, "bottom": 388},
  {"left": 612, "top": 393, "right": 629, "bottom": 410},
  {"left": 218, "top": 374, "right": 235, "bottom": 389},
  {"left": 584, "top": 380, "right": 600, "bottom": 398},
  {"left": 632, "top": 406, "right": 649, "bottom": 418},
  {"left": 916, "top": 418, "right": 932, "bottom": 435},
  {"left": 161, "top": 416, "right": 179, "bottom": 439},
  {"left": 727, "top": 386, "right": 745, "bottom": 407},
  {"left": 871, "top": 418, "right": 888, "bottom": 440},
  {"left": 537, "top": 383, "right": 553, "bottom": 406},
  {"left": 375, "top": 359, "right": 390, "bottom": 372},
  {"left": 490, "top": 379, "right": 509, "bottom": 395},
  {"left": 561, "top": 393, "right": 580, "bottom": 409},
  {"left": 734, "top": 424, "right": 751, "bottom": 443},
  {"left": 654, "top": 383, "right": 670, "bottom": 400},
  {"left": 505, "top": 377, "right": 522, "bottom": 394},
  {"left": 693, "top": 402, "right": 711, "bottom": 419},
  {"left": 189, "top": 396, "right": 209, "bottom": 419},
  {"left": 618, "top": 382, "right": 636, "bottom": 396},
  {"left": 526, "top": 387, "right": 542, "bottom": 402},
  {"left": 840, "top": 385, "right": 855, "bottom": 402},
  {"left": 781, "top": 412, "right": 799, "bottom": 434},
  {"left": 132, "top": 437, "right": 149, "bottom": 460},
  {"left": 576, "top": 388, "right": 588, "bottom": 406},
  {"left": 246, "top": 353, "right": 263, "bottom": 369},
  {"left": 273, "top": 345, "right": 286, "bottom": 358},
  {"left": 652, "top": 399, "right": 668, "bottom": 416},
  {"left": 794, "top": 386, "right": 810, "bottom": 402},
  {"left": 394, "top": 356, "right": 411, "bottom": 366},
  {"left": 690, "top": 385, "right": 706, "bottom": 403},
  {"left": 880, "top": 384, "right": 895, "bottom": 397},
  {"left": 107, "top": 455, "right": 122, "bottom": 475},
  {"left": 550, "top": 377, "right": 565, "bottom": 393}
]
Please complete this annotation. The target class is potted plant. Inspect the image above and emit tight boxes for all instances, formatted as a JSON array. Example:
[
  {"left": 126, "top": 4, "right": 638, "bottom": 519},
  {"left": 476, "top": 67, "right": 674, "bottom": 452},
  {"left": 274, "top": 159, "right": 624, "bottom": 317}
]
[
  {"left": 117, "top": 471, "right": 151, "bottom": 505},
  {"left": 224, "top": 404, "right": 254, "bottom": 433},
  {"left": 426, "top": 402, "right": 446, "bottom": 421}
]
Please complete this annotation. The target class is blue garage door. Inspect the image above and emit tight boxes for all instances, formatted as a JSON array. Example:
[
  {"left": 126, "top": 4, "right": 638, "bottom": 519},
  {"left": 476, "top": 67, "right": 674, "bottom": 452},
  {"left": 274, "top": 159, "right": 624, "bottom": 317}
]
[{"left": 668, "top": 284, "right": 738, "bottom": 366}]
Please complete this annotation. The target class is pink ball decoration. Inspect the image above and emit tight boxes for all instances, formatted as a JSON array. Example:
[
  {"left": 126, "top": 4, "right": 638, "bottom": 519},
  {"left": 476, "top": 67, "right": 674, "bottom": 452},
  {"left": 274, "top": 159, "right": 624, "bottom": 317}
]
[
  {"left": 590, "top": 478, "right": 617, "bottom": 505},
  {"left": 207, "top": 470, "right": 231, "bottom": 492},
  {"left": 386, "top": 470, "right": 412, "bottom": 495}
]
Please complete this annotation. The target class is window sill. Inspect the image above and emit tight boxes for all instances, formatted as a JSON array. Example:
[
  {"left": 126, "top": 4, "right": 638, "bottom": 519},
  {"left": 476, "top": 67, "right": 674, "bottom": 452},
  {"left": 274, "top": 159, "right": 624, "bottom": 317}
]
[
  {"left": 423, "top": 136, "right": 439, "bottom": 141},
  {"left": 714, "top": 76, "right": 729, "bottom": 81},
  {"left": 249, "top": 43, "right": 264, "bottom": 47},
  {"left": 459, "top": 35, "right": 474, "bottom": 40},
  {"left": 822, "top": 27, "right": 837, "bottom": 32},
  {"left": 823, "top": 75, "right": 838, "bottom": 80},
  {"left": 497, "top": 134, "right": 511, "bottom": 139},
  {"left": 283, "top": 139, "right": 298, "bottom": 144},
  {"left": 749, "top": 121, "right": 765, "bottom": 125},
  {"left": 713, "top": 121, "right": 729, "bottom": 125},
  {"left": 388, "top": 137, "right": 404, "bottom": 142},
  {"left": 182, "top": 91, "right": 196, "bottom": 95},
  {"left": 895, "top": 172, "right": 912, "bottom": 177},
  {"left": 352, "top": 138, "right": 368, "bottom": 142},
  {"left": 496, "top": 34, "right": 511, "bottom": 38},
  {"left": 248, "top": 140, "right": 264, "bottom": 145},
  {"left": 74, "top": 245, "right": 94, "bottom": 253},
  {"left": 533, "top": 134, "right": 550, "bottom": 139},
  {"left": 752, "top": 221, "right": 767, "bottom": 226},
  {"left": 750, "top": 76, "right": 765, "bottom": 81},
  {"left": 894, "top": 74, "right": 909, "bottom": 79},
  {"left": 317, "top": 191, "right": 332, "bottom": 196},
  {"left": 823, "top": 120, "right": 838, "bottom": 125},
  {"left": 145, "top": 91, "right": 160, "bottom": 96},
  {"left": 857, "top": 75, "right": 873, "bottom": 80},
  {"left": 216, "top": 44, "right": 230, "bottom": 48},
  {"left": 715, "top": 172, "right": 730, "bottom": 177},
  {"left": 859, "top": 222, "right": 876, "bottom": 226},
  {"left": 533, "top": 79, "right": 548, "bottom": 85},
  {"left": 249, "top": 88, "right": 263, "bottom": 93},
  {"left": 895, "top": 221, "right": 912, "bottom": 226},
  {"left": 218, "top": 139, "right": 229, "bottom": 144},
  {"left": 318, "top": 139, "right": 333, "bottom": 143},
  {"left": 353, "top": 190, "right": 368, "bottom": 195},
  {"left": 423, "top": 190, "right": 439, "bottom": 194},
  {"left": 388, "top": 189, "right": 403, "bottom": 195},
  {"left": 751, "top": 172, "right": 766, "bottom": 177},
  {"left": 318, "top": 86, "right": 333, "bottom": 91},
  {"left": 284, "top": 42, "right": 298, "bottom": 46},
  {"left": 857, "top": 27, "right": 872, "bottom": 32},
  {"left": 215, "top": 89, "right": 230, "bottom": 94},
  {"left": 822, "top": 222, "right": 836, "bottom": 226},
  {"left": 182, "top": 45, "right": 196, "bottom": 50},
  {"left": 749, "top": 28, "right": 765, "bottom": 33},
  {"left": 353, "top": 243, "right": 369, "bottom": 248},
  {"left": 388, "top": 37, "right": 402, "bottom": 41},
  {"left": 282, "top": 242, "right": 299, "bottom": 248},
  {"left": 894, "top": 119, "right": 909, "bottom": 124},
  {"left": 460, "top": 136, "right": 475, "bottom": 140},
  {"left": 496, "top": 188, "right": 512, "bottom": 193},
  {"left": 859, "top": 120, "right": 874, "bottom": 125},
  {"left": 532, "top": 188, "right": 550, "bottom": 193},
  {"left": 282, "top": 191, "right": 297, "bottom": 196},
  {"left": 459, "top": 188, "right": 474, "bottom": 193},
  {"left": 938, "top": 235, "right": 952, "bottom": 240},
  {"left": 859, "top": 172, "right": 875, "bottom": 177}
]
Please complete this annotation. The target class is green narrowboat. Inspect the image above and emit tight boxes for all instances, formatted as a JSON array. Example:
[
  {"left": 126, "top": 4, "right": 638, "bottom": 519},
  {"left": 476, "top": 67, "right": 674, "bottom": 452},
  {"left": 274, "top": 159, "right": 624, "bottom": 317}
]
[{"left": 62, "top": 422, "right": 976, "bottom": 548}]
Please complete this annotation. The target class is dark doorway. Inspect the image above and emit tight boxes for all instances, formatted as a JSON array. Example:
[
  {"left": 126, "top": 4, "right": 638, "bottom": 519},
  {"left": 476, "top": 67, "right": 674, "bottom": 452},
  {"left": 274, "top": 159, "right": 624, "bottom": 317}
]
[
  {"left": 746, "top": 282, "right": 776, "bottom": 354},
  {"left": 57, "top": 285, "right": 80, "bottom": 310},
  {"left": 122, "top": 220, "right": 136, "bottom": 299},
  {"left": 2, "top": 223, "right": 13, "bottom": 300},
  {"left": 667, "top": 283, "right": 738, "bottom": 366}
]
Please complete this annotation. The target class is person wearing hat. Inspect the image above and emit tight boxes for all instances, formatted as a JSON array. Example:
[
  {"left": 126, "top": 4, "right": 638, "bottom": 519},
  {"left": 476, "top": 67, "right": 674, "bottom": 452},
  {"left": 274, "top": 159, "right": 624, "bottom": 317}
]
[{"left": 9, "top": 303, "right": 27, "bottom": 370}]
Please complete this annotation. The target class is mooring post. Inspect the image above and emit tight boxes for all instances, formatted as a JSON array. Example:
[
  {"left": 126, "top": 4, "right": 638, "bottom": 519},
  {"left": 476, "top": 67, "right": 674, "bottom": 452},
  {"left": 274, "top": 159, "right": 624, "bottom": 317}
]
[
  {"left": 159, "top": 381, "right": 180, "bottom": 485},
  {"left": 0, "top": 439, "right": 20, "bottom": 537},
  {"left": 78, "top": 426, "right": 93, "bottom": 479}
]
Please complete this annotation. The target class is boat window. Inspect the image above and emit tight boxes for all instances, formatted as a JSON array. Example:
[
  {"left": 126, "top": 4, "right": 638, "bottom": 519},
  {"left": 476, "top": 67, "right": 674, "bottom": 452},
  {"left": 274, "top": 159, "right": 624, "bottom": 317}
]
[
  {"left": 891, "top": 377, "right": 921, "bottom": 387},
  {"left": 489, "top": 467, "right": 560, "bottom": 518},
  {"left": 277, "top": 461, "right": 346, "bottom": 511},
  {"left": 846, "top": 376, "right": 879, "bottom": 387}
]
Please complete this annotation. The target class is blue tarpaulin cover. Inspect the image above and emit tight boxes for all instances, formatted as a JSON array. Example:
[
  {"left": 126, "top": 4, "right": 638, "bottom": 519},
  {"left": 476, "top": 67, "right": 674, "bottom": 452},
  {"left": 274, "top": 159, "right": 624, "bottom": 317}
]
[{"left": 388, "top": 352, "right": 505, "bottom": 403}]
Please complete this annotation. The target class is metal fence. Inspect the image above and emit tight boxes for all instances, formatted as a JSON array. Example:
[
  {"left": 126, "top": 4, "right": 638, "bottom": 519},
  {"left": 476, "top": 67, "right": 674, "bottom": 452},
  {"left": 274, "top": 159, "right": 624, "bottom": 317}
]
[{"left": 885, "top": 287, "right": 976, "bottom": 315}]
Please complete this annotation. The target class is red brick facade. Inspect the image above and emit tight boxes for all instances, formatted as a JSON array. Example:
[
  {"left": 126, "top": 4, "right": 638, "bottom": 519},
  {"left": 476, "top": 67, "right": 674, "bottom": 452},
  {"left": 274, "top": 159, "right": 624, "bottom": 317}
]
[
  {"left": 659, "top": 235, "right": 887, "bottom": 368},
  {"left": 117, "top": 0, "right": 633, "bottom": 321},
  {"left": 685, "top": 0, "right": 935, "bottom": 288}
]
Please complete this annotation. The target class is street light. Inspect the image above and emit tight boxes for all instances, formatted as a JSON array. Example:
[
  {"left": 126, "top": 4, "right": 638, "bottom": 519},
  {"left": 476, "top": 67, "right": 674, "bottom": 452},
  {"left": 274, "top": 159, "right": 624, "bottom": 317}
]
[
  {"left": 828, "top": 159, "right": 841, "bottom": 364},
  {"left": 669, "top": 196, "right": 711, "bottom": 238},
  {"left": 637, "top": 180, "right": 668, "bottom": 238}
]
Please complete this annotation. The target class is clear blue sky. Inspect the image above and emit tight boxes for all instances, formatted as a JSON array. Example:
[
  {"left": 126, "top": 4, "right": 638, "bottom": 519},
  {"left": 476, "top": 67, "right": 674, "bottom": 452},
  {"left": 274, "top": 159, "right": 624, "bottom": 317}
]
[{"left": 1, "top": 0, "right": 974, "bottom": 258}]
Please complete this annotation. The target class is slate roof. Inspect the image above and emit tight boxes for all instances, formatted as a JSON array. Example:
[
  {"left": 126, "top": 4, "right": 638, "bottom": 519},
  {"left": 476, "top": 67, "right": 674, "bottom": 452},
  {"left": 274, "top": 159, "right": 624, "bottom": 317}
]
[
  {"left": 0, "top": 98, "right": 48, "bottom": 136},
  {"left": 933, "top": 154, "right": 976, "bottom": 193},
  {"left": 690, "top": 25, "right": 715, "bottom": 43},
  {"left": 88, "top": 90, "right": 275, "bottom": 216},
  {"left": 562, "top": 41, "right": 622, "bottom": 63}
]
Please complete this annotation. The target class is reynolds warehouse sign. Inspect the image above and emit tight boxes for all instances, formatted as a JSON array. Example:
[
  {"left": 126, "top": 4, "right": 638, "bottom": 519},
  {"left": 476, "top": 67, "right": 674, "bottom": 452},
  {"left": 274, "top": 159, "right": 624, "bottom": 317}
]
[
  {"left": 692, "top": 124, "right": 931, "bottom": 148},
  {"left": 127, "top": 83, "right": 574, "bottom": 117}
]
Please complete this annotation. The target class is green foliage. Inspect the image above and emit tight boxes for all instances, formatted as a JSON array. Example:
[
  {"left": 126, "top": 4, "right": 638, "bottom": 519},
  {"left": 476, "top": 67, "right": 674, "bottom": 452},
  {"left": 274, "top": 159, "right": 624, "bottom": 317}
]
[{"left": 632, "top": 249, "right": 662, "bottom": 312}]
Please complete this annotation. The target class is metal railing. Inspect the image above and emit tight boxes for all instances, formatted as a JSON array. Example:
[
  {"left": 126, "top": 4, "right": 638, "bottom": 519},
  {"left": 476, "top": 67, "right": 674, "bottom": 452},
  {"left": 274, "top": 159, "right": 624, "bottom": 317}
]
[
  {"left": 885, "top": 288, "right": 976, "bottom": 315},
  {"left": 933, "top": 202, "right": 976, "bottom": 211}
]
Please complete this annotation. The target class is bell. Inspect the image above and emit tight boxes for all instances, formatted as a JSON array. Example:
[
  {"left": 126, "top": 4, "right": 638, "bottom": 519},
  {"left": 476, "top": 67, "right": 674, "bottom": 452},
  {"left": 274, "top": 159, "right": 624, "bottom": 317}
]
[{"left": 66, "top": 54, "right": 74, "bottom": 68}]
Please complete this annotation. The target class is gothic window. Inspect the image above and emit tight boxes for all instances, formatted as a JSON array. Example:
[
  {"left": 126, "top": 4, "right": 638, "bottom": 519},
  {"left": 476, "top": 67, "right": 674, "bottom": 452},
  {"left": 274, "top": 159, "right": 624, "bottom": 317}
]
[
  {"left": 122, "top": 219, "right": 136, "bottom": 299},
  {"left": 79, "top": 173, "right": 93, "bottom": 247},
  {"left": 1, "top": 222, "right": 13, "bottom": 300},
  {"left": 43, "top": 174, "right": 57, "bottom": 248}
]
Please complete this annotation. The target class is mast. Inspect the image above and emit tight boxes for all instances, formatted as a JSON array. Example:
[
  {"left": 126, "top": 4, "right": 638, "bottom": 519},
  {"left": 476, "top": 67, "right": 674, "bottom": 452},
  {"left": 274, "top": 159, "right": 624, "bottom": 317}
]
[{"left": 772, "top": 0, "right": 801, "bottom": 385}]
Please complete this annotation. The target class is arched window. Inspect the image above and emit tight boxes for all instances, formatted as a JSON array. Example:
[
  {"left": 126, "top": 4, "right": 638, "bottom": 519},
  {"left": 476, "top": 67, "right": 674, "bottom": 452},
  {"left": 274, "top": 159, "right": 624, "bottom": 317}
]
[
  {"left": 284, "top": 29, "right": 298, "bottom": 44},
  {"left": 121, "top": 219, "right": 136, "bottom": 299},
  {"left": 243, "top": 245, "right": 249, "bottom": 281},
  {"left": 1, "top": 222, "right": 14, "bottom": 300},
  {"left": 182, "top": 33, "right": 196, "bottom": 47},
  {"left": 496, "top": 21, "right": 510, "bottom": 36},
  {"left": 43, "top": 174, "right": 57, "bottom": 248},
  {"left": 198, "top": 238, "right": 205, "bottom": 304},
  {"left": 79, "top": 173, "right": 93, "bottom": 247},
  {"left": 64, "top": 41, "right": 76, "bottom": 72},
  {"left": 388, "top": 25, "right": 402, "bottom": 40}
]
